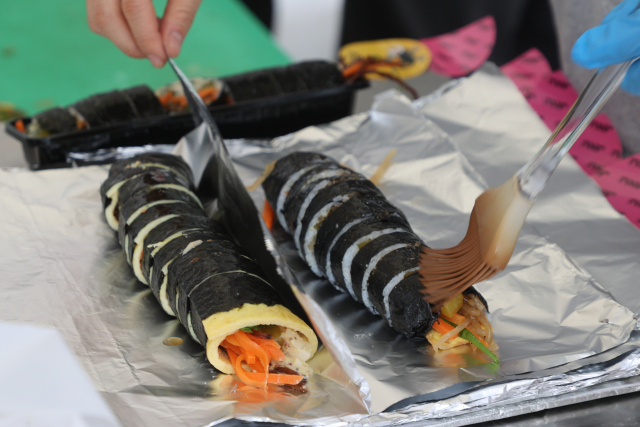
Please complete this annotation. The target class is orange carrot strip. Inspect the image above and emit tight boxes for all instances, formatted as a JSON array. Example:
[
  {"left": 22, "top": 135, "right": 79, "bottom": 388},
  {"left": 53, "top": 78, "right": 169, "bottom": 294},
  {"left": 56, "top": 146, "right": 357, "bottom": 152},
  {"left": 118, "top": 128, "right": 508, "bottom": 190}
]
[
  {"left": 244, "top": 371, "right": 303, "bottom": 385},
  {"left": 262, "top": 200, "right": 275, "bottom": 230},
  {"left": 265, "top": 345, "right": 286, "bottom": 362},
  {"left": 234, "top": 354, "right": 265, "bottom": 388},
  {"left": 242, "top": 348, "right": 256, "bottom": 365},
  {"left": 432, "top": 318, "right": 458, "bottom": 340},
  {"left": 249, "top": 362, "right": 265, "bottom": 373},
  {"left": 440, "top": 313, "right": 466, "bottom": 325},
  {"left": 247, "top": 334, "right": 280, "bottom": 348},
  {"left": 225, "top": 335, "right": 241, "bottom": 347},
  {"left": 15, "top": 119, "right": 25, "bottom": 133},
  {"left": 158, "top": 92, "right": 174, "bottom": 107},
  {"left": 439, "top": 317, "right": 491, "bottom": 347},
  {"left": 227, "top": 346, "right": 239, "bottom": 365},
  {"left": 235, "top": 331, "right": 270, "bottom": 372},
  {"left": 221, "top": 340, "right": 243, "bottom": 356},
  {"left": 198, "top": 87, "right": 218, "bottom": 103}
]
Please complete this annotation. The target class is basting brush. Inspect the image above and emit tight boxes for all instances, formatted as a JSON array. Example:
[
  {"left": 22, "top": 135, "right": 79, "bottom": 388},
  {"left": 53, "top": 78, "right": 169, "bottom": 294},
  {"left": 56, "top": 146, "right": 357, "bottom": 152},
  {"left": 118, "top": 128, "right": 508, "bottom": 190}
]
[{"left": 420, "top": 58, "right": 637, "bottom": 309}]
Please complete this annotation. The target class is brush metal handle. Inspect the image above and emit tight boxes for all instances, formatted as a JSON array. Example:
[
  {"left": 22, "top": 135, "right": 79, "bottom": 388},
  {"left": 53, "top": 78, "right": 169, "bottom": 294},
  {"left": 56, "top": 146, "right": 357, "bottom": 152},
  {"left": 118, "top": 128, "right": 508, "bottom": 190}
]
[{"left": 516, "top": 59, "right": 637, "bottom": 201}]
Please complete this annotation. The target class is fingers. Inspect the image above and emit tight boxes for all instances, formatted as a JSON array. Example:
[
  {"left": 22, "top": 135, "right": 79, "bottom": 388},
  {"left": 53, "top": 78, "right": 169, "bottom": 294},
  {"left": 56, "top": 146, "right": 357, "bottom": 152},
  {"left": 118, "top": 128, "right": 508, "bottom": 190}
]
[
  {"left": 86, "top": 0, "right": 145, "bottom": 59},
  {"left": 160, "top": 0, "right": 203, "bottom": 58},
  {"left": 571, "top": 17, "right": 640, "bottom": 69},
  {"left": 121, "top": 0, "right": 167, "bottom": 67}
]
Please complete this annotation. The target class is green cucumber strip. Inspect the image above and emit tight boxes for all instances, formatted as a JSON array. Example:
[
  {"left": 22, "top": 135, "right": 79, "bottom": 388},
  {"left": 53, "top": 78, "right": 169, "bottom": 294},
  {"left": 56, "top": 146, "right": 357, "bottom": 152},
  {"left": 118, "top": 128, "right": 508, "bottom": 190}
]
[
  {"left": 440, "top": 319, "right": 499, "bottom": 363},
  {"left": 240, "top": 326, "right": 258, "bottom": 333}
]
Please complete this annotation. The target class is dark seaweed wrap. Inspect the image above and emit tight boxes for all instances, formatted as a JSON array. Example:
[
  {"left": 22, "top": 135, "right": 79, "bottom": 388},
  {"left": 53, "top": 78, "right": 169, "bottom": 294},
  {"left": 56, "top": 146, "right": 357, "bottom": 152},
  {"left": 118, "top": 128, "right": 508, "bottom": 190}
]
[
  {"left": 284, "top": 163, "right": 354, "bottom": 204},
  {"left": 223, "top": 71, "right": 282, "bottom": 103},
  {"left": 365, "top": 238, "right": 423, "bottom": 313},
  {"left": 262, "top": 152, "right": 330, "bottom": 208},
  {"left": 142, "top": 215, "right": 222, "bottom": 283},
  {"left": 119, "top": 202, "right": 206, "bottom": 264},
  {"left": 117, "top": 169, "right": 195, "bottom": 204},
  {"left": 295, "top": 179, "right": 382, "bottom": 255},
  {"left": 118, "top": 188, "right": 201, "bottom": 227},
  {"left": 290, "top": 61, "right": 344, "bottom": 90},
  {"left": 283, "top": 172, "right": 362, "bottom": 234},
  {"left": 31, "top": 107, "right": 77, "bottom": 136},
  {"left": 350, "top": 232, "right": 422, "bottom": 305},
  {"left": 107, "top": 153, "right": 193, "bottom": 181},
  {"left": 329, "top": 216, "right": 413, "bottom": 293},
  {"left": 385, "top": 274, "right": 435, "bottom": 336},
  {"left": 314, "top": 194, "right": 412, "bottom": 277},
  {"left": 121, "top": 85, "right": 164, "bottom": 118},
  {"left": 71, "top": 90, "right": 138, "bottom": 127},
  {"left": 170, "top": 243, "right": 266, "bottom": 322},
  {"left": 148, "top": 229, "right": 223, "bottom": 302},
  {"left": 189, "top": 272, "right": 281, "bottom": 344},
  {"left": 270, "top": 67, "right": 308, "bottom": 94},
  {"left": 100, "top": 154, "right": 193, "bottom": 210}
]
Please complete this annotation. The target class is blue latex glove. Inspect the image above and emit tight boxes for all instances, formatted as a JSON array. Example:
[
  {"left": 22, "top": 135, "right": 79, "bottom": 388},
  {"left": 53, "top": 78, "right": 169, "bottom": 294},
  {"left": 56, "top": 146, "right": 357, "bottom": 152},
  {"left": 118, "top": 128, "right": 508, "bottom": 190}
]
[{"left": 572, "top": 0, "right": 640, "bottom": 95}]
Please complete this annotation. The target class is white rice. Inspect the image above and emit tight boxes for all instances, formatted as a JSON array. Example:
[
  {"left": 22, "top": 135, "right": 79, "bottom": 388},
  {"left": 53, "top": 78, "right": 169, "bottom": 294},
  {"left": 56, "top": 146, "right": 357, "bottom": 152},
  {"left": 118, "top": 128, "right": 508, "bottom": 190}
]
[
  {"left": 127, "top": 200, "right": 183, "bottom": 225},
  {"left": 303, "top": 195, "right": 353, "bottom": 277},
  {"left": 382, "top": 268, "right": 420, "bottom": 328},
  {"left": 130, "top": 215, "right": 179, "bottom": 279},
  {"left": 341, "top": 228, "right": 409, "bottom": 300},
  {"left": 105, "top": 180, "right": 129, "bottom": 230},
  {"left": 145, "top": 184, "right": 202, "bottom": 209},
  {"left": 360, "top": 242, "right": 411, "bottom": 314},
  {"left": 275, "top": 165, "right": 317, "bottom": 233},
  {"left": 293, "top": 180, "right": 333, "bottom": 253},
  {"left": 324, "top": 218, "right": 366, "bottom": 286},
  {"left": 182, "top": 240, "right": 203, "bottom": 255},
  {"left": 159, "top": 258, "right": 177, "bottom": 316}
]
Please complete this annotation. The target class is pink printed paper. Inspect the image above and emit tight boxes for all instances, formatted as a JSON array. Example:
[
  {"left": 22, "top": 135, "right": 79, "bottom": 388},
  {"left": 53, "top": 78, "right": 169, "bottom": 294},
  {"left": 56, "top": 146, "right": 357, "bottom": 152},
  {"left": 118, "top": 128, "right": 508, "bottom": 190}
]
[
  {"left": 422, "top": 16, "right": 496, "bottom": 78},
  {"left": 500, "top": 48, "right": 551, "bottom": 97}
]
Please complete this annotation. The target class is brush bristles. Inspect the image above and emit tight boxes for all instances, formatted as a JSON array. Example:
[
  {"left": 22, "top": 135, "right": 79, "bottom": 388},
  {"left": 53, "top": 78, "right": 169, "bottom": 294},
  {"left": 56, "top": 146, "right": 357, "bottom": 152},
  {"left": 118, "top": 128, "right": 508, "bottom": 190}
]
[{"left": 419, "top": 209, "right": 499, "bottom": 309}]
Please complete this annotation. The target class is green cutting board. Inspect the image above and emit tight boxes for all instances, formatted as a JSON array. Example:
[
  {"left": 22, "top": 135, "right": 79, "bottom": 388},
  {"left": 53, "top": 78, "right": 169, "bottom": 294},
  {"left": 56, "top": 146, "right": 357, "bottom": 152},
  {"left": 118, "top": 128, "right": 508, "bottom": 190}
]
[{"left": 0, "top": 0, "right": 290, "bottom": 115}]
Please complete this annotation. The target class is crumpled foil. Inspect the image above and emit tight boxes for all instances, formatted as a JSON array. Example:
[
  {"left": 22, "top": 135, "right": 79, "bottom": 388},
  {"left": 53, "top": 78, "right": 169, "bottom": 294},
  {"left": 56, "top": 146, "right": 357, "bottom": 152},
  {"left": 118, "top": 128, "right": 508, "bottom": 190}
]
[{"left": 1, "top": 65, "right": 640, "bottom": 427}]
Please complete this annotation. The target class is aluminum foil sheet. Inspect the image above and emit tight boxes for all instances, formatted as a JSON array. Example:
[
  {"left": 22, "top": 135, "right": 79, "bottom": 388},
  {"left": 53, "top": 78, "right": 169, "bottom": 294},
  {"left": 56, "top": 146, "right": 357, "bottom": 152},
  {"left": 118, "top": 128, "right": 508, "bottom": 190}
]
[{"left": 2, "top": 64, "right": 640, "bottom": 426}]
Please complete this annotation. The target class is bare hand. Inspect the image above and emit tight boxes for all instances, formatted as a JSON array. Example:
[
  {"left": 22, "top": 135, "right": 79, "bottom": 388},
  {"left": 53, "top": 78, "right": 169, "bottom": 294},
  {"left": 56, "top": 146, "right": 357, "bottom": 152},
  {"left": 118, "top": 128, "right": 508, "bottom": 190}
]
[{"left": 86, "top": 0, "right": 203, "bottom": 68}]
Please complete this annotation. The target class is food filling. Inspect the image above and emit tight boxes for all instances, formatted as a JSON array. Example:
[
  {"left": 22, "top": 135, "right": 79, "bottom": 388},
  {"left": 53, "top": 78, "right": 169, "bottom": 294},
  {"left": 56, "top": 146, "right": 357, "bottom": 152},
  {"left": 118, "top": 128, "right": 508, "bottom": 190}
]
[
  {"left": 220, "top": 326, "right": 314, "bottom": 388},
  {"left": 426, "top": 294, "right": 498, "bottom": 362}
]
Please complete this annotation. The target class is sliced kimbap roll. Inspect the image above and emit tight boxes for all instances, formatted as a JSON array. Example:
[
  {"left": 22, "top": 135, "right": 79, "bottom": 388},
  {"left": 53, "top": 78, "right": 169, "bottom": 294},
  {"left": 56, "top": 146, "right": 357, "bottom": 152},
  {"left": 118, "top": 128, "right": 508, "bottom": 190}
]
[
  {"left": 350, "top": 231, "right": 421, "bottom": 308},
  {"left": 149, "top": 229, "right": 229, "bottom": 316},
  {"left": 102, "top": 153, "right": 319, "bottom": 386},
  {"left": 262, "top": 151, "right": 497, "bottom": 357},
  {"left": 262, "top": 152, "right": 332, "bottom": 233},
  {"left": 295, "top": 179, "right": 382, "bottom": 275},
  {"left": 69, "top": 90, "right": 138, "bottom": 129},
  {"left": 118, "top": 201, "right": 206, "bottom": 282},
  {"left": 314, "top": 194, "right": 411, "bottom": 282},
  {"left": 142, "top": 215, "right": 222, "bottom": 284},
  {"left": 26, "top": 107, "right": 78, "bottom": 137},
  {"left": 121, "top": 85, "right": 164, "bottom": 118},
  {"left": 100, "top": 153, "right": 194, "bottom": 230}
]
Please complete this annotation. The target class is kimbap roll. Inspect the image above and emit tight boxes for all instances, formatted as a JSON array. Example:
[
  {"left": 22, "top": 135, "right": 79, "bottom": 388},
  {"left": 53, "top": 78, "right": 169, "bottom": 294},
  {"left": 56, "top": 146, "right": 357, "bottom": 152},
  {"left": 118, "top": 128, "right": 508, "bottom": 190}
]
[
  {"left": 102, "top": 153, "right": 318, "bottom": 386},
  {"left": 262, "top": 151, "right": 497, "bottom": 356}
]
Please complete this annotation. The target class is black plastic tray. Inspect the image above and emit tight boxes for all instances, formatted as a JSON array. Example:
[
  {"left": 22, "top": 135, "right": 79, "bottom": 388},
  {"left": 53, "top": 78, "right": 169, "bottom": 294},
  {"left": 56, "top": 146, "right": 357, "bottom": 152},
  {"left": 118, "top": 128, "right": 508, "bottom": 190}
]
[{"left": 6, "top": 79, "right": 369, "bottom": 170}]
